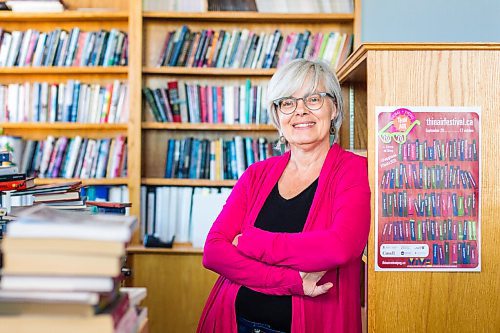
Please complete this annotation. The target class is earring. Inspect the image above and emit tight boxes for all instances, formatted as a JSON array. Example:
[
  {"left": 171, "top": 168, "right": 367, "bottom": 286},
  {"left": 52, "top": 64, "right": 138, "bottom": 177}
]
[
  {"left": 279, "top": 135, "right": 287, "bottom": 154},
  {"left": 329, "top": 121, "right": 336, "bottom": 146}
]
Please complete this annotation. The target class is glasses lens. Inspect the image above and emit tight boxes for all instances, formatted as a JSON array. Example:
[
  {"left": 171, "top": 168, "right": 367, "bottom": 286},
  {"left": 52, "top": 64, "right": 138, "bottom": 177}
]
[
  {"left": 305, "top": 94, "right": 324, "bottom": 110},
  {"left": 279, "top": 98, "right": 296, "bottom": 114}
]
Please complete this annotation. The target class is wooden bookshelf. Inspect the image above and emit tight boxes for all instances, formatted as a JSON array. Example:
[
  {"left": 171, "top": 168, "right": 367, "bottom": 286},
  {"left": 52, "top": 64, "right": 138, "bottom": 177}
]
[
  {"left": 114, "top": 1, "right": 364, "bottom": 332},
  {"left": 0, "top": 0, "right": 138, "bottom": 222},
  {"left": 338, "top": 43, "right": 500, "bottom": 332}
]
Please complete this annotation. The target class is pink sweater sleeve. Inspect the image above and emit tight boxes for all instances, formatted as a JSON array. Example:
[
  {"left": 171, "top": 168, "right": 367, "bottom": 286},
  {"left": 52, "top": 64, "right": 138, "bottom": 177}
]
[
  {"left": 203, "top": 166, "right": 304, "bottom": 296},
  {"left": 237, "top": 158, "right": 371, "bottom": 272}
]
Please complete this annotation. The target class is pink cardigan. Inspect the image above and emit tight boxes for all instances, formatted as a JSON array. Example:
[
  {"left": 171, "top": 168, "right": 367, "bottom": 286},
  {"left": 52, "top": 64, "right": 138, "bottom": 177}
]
[{"left": 198, "top": 144, "right": 371, "bottom": 333}]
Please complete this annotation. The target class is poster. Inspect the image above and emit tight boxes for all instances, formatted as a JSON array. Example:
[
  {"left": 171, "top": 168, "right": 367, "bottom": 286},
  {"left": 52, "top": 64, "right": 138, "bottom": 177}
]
[{"left": 375, "top": 107, "right": 480, "bottom": 271}]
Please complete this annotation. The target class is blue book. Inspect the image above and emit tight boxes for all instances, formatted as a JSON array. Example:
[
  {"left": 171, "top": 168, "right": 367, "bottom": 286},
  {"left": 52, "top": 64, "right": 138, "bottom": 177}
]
[
  {"left": 229, "top": 141, "right": 238, "bottom": 180},
  {"left": 188, "top": 139, "right": 200, "bottom": 179},
  {"left": 164, "top": 139, "right": 175, "bottom": 178},
  {"left": 212, "top": 86, "right": 218, "bottom": 123},
  {"left": 433, "top": 244, "right": 439, "bottom": 265},
  {"left": 169, "top": 25, "right": 189, "bottom": 66},
  {"left": 244, "top": 137, "right": 254, "bottom": 167},
  {"left": 70, "top": 81, "right": 81, "bottom": 122}
]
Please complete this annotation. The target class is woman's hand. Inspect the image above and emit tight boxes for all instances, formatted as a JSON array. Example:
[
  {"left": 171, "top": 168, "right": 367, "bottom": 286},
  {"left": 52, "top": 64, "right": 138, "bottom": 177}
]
[
  {"left": 300, "top": 271, "right": 333, "bottom": 297},
  {"left": 232, "top": 233, "right": 242, "bottom": 246}
]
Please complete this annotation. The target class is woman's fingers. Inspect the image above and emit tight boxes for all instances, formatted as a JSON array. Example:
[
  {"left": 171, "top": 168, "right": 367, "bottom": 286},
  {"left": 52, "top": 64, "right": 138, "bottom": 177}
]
[{"left": 309, "top": 282, "right": 333, "bottom": 297}]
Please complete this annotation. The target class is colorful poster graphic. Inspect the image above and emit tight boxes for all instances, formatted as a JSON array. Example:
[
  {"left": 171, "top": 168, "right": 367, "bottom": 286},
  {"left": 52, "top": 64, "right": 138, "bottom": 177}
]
[{"left": 375, "top": 107, "right": 481, "bottom": 271}]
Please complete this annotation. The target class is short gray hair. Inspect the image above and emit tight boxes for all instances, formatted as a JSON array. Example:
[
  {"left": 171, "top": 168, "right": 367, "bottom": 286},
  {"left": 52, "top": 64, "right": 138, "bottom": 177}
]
[{"left": 267, "top": 59, "right": 344, "bottom": 138}]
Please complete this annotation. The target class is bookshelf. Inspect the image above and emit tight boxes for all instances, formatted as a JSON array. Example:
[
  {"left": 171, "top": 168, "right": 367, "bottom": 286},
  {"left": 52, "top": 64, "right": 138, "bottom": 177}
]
[
  {"left": 0, "top": 0, "right": 140, "bottom": 220},
  {"left": 127, "top": 1, "right": 363, "bottom": 332},
  {"left": 337, "top": 43, "right": 500, "bottom": 332}
]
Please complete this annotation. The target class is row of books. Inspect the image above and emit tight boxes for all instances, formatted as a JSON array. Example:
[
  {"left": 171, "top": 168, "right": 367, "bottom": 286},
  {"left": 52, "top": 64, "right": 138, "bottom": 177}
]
[
  {"left": 380, "top": 219, "right": 478, "bottom": 242},
  {"left": 143, "top": 80, "right": 269, "bottom": 124},
  {"left": 0, "top": 81, "right": 128, "bottom": 123},
  {"left": 380, "top": 163, "right": 477, "bottom": 190},
  {"left": 0, "top": 28, "right": 128, "bottom": 67},
  {"left": 397, "top": 139, "right": 479, "bottom": 162},
  {"left": 163, "top": 136, "right": 278, "bottom": 180},
  {"left": 141, "top": 186, "right": 231, "bottom": 248},
  {"left": 0, "top": 205, "right": 143, "bottom": 332},
  {"left": 157, "top": 26, "right": 353, "bottom": 69},
  {"left": 0, "top": 136, "right": 128, "bottom": 179},
  {"left": 381, "top": 192, "right": 477, "bottom": 218}
]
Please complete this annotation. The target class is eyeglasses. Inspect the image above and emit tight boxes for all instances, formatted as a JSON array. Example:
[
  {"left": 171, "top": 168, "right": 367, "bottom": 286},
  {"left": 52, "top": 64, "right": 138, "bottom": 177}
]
[{"left": 273, "top": 92, "right": 336, "bottom": 115}]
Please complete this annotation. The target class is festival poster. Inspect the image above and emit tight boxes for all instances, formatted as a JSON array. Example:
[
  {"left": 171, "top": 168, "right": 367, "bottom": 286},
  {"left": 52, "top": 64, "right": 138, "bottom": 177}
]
[{"left": 375, "top": 107, "right": 481, "bottom": 271}]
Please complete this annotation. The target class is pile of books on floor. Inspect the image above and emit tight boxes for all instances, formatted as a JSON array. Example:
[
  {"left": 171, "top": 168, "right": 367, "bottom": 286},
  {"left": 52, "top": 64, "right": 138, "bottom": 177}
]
[{"left": 0, "top": 205, "right": 144, "bottom": 332}]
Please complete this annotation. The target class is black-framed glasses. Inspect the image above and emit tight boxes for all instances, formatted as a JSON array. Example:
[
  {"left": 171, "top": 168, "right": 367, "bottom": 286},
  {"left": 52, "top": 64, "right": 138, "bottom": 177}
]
[{"left": 273, "top": 92, "right": 336, "bottom": 115}]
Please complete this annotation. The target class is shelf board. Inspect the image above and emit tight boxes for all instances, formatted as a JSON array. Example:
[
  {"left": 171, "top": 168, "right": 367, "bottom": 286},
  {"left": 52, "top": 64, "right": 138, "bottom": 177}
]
[
  {"left": 0, "top": 67, "right": 128, "bottom": 75},
  {"left": 0, "top": 123, "right": 127, "bottom": 130},
  {"left": 143, "top": 67, "right": 275, "bottom": 76},
  {"left": 143, "top": 11, "right": 354, "bottom": 23},
  {"left": 142, "top": 122, "right": 275, "bottom": 131},
  {"left": 338, "top": 43, "right": 500, "bottom": 84},
  {"left": 35, "top": 178, "right": 129, "bottom": 186},
  {"left": 127, "top": 244, "right": 203, "bottom": 255},
  {"left": 142, "top": 178, "right": 236, "bottom": 187},
  {"left": 0, "top": 11, "right": 129, "bottom": 22}
]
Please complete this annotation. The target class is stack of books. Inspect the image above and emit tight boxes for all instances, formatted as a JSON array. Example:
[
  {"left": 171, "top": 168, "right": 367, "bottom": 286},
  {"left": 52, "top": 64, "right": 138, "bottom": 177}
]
[
  {"left": 0, "top": 205, "right": 140, "bottom": 332},
  {"left": 0, "top": 151, "right": 35, "bottom": 192},
  {"left": 7, "top": 181, "right": 86, "bottom": 212}
]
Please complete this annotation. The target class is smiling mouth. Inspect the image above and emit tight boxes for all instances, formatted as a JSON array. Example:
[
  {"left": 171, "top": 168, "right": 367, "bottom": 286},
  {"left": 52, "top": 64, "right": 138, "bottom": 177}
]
[{"left": 292, "top": 122, "right": 315, "bottom": 128}]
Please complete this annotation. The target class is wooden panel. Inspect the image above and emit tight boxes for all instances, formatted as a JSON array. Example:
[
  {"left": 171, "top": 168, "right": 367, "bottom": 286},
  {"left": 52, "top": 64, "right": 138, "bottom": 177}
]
[
  {"left": 142, "top": 122, "right": 275, "bottom": 131},
  {"left": 127, "top": 253, "right": 218, "bottom": 333},
  {"left": 143, "top": 12, "right": 354, "bottom": 23},
  {"left": 63, "top": 0, "right": 129, "bottom": 10},
  {"left": 127, "top": 0, "right": 143, "bottom": 244},
  {"left": 35, "top": 177, "right": 128, "bottom": 186},
  {"left": 142, "top": 178, "right": 236, "bottom": 187},
  {"left": 0, "top": 19, "right": 128, "bottom": 32},
  {"left": 367, "top": 50, "right": 500, "bottom": 332}
]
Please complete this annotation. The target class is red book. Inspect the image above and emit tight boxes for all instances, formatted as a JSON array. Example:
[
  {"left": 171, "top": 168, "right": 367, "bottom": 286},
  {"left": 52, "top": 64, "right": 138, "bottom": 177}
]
[
  {"left": 199, "top": 85, "right": 207, "bottom": 123},
  {"left": 86, "top": 201, "right": 131, "bottom": 208},
  {"left": 216, "top": 86, "right": 223, "bottom": 123},
  {"left": 0, "top": 177, "right": 35, "bottom": 192},
  {"left": 167, "top": 81, "right": 182, "bottom": 122}
]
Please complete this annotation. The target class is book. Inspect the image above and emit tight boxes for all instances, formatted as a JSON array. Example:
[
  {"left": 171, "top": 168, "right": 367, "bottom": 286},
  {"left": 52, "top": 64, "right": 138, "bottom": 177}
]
[
  {"left": 6, "top": 205, "right": 137, "bottom": 242},
  {"left": 0, "top": 275, "right": 118, "bottom": 293},
  {"left": 1, "top": 237, "right": 125, "bottom": 257},
  {"left": 3, "top": 252, "right": 122, "bottom": 276},
  {"left": 0, "top": 177, "right": 35, "bottom": 192}
]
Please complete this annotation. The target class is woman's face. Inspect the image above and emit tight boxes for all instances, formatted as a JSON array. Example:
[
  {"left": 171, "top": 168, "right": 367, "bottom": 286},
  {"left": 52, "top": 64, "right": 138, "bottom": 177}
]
[{"left": 277, "top": 81, "right": 337, "bottom": 150}]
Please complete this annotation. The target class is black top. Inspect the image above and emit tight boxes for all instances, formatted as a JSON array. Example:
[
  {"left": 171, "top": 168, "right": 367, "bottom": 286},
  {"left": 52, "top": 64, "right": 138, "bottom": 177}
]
[{"left": 235, "top": 178, "right": 319, "bottom": 333}]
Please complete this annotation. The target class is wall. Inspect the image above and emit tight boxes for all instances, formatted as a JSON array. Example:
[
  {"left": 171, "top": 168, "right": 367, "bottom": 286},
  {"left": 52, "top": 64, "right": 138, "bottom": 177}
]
[{"left": 361, "top": 0, "right": 500, "bottom": 42}]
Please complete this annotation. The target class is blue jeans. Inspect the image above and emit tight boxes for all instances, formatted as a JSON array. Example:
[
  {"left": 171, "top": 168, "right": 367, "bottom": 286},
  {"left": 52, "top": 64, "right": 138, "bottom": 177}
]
[{"left": 236, "top": 316, "right": 288, "bottom": 333}]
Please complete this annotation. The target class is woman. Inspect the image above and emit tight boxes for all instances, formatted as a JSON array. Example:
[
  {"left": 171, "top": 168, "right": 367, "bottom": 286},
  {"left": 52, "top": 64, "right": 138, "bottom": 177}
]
[{"left": 198, "top": 59, "right": 370, "bottom": 333}]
